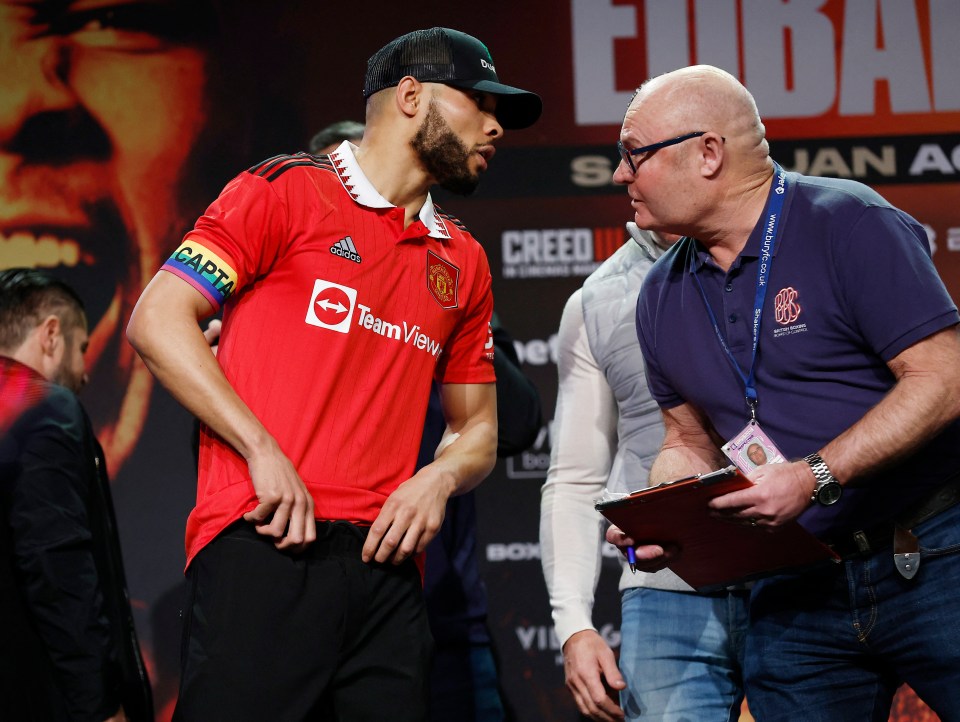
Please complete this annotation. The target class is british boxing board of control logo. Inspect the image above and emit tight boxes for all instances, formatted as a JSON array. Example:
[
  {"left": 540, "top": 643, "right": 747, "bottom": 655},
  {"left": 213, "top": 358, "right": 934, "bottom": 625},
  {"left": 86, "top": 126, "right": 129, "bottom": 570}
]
[
  {"left": 774, "top": 286, "right": 802, "bottom": 325},
  {"left": 772, "top": 286, "right": 808, "bottom": 338},
  {"left": 305, "top": 279, "right": 356, "bottom": 333}
]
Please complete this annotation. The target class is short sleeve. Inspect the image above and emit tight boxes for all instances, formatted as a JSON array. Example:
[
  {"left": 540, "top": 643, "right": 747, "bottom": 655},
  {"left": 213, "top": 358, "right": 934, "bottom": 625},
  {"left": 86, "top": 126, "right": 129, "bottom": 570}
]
[
  {"left": 834, "top": 206, "right": 958, "bottom": 360},
  {"left": 161, "top": 171, "right": 288, "bottom": 311},
  {"left": 435, "top": 245, "right": 495, "bottom": 385}
]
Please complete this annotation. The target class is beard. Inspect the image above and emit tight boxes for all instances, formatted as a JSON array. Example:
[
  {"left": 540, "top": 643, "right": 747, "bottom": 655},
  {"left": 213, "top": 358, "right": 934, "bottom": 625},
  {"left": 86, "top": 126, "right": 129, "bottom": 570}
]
[
  {"left": 52, "top": 351, "right": 85, "bottom": 395},
  {"left": 52, "top": 364, "right": 84, "bottom": 395},
  {"left": 411, "top": 101, "right": 481, "bottom": 196}
]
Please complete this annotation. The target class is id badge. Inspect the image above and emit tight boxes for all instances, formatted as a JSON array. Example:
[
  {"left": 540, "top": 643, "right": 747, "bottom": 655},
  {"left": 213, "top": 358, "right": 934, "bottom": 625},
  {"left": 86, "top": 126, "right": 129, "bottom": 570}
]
[{"left": 721, "top": 421, "right": 786, "bottom": 474}]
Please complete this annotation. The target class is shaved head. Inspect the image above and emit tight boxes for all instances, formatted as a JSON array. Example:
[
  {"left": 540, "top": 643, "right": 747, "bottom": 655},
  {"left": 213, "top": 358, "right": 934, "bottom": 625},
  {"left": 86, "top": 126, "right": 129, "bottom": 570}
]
[
  {"left": 631, "top": 65, "right": 768, "bottom": 162},
  {"left": 614, "top": 65, "right": 778, "bottom": 249}
]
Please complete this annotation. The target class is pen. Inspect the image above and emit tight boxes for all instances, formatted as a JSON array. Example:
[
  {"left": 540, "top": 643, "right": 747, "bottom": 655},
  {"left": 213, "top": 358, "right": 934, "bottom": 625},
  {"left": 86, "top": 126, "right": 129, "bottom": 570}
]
[{"left": 627, "top": 546, "right": 636, "bottom": 574}]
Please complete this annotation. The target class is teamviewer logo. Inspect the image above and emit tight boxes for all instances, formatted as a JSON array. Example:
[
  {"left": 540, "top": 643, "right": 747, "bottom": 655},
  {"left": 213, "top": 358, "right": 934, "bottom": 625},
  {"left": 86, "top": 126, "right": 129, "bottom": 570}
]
[{"left": 305, "top": 279, "right": 357, "bottom": 333}]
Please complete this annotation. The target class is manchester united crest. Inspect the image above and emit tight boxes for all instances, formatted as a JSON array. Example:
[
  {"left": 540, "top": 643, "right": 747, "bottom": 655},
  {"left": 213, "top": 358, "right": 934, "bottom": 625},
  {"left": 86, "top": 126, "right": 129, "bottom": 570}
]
[{"left": 426, "top": 251, "right": 460, "bottom": 309}]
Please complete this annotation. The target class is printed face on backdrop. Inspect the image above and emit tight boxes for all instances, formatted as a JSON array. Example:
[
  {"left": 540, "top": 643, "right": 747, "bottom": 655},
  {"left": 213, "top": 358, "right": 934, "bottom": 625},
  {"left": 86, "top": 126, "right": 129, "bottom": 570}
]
[{"left": 0, "top": 0, "right": 215, "bottom": 469}]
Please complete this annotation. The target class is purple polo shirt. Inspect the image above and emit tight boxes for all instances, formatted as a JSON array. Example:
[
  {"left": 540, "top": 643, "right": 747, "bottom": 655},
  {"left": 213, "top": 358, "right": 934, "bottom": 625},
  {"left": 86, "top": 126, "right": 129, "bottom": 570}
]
[{"left": 637, "top": 172, "right": 960, "bottom": 539}]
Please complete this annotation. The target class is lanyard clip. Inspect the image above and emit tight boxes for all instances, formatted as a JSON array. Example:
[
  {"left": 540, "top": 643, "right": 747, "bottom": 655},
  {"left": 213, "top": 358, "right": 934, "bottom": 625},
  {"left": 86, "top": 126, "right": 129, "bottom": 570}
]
[{"left": 748, "top": 399, "right": 758, "bottom": 423}]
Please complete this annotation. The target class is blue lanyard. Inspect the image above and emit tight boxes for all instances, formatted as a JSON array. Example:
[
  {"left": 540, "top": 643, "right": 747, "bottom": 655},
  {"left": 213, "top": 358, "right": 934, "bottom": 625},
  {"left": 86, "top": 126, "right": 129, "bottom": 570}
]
[{"left": 690, "top": 162, "right": 788, "bottom": 420}]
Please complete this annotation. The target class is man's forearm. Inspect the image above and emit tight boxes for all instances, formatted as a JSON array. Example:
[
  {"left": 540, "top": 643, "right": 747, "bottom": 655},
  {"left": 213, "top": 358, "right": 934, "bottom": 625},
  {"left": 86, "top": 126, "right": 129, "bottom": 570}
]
[
  {"left": 128, "top": 273, "right": 315, "bottom": 547},
  {"left": 429, "top": 415, "right": 497, "bottom": 496},
  {"left": 428, "top": 382, "right": 498, "bottom": 496},
  {"left": 541, "top": 481, "right": 606, "bottom": 646},
  {"left": 126, "top": 277, "right": 272, "bottom": 461},
  {"left": 650, "top": 404, "right": 727, "bottom": 485},
  {"left": 649, "top": 445, "right": 723, "bottom": 485},
  {"left": 821, "top": 329, "right": 960, "bottom": 482}
]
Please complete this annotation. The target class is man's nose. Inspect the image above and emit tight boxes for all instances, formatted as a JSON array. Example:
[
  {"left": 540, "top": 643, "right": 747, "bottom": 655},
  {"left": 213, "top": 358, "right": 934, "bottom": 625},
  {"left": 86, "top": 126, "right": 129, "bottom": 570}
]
[
  {"left": 486, "top": 114, "right": 503, "bottom": 140},
  {"left": 0, "top": 36, "right": 78, "bottom": 147},
  {"left": 612, "top": 158, "right": 634, "bottom": 185}
]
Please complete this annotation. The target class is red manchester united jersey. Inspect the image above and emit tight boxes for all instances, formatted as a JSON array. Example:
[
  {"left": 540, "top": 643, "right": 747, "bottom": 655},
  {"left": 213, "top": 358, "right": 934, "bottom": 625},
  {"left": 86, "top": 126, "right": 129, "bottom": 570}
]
[{"left": 161, "top": 143, "right": 495, "bottom": 566}]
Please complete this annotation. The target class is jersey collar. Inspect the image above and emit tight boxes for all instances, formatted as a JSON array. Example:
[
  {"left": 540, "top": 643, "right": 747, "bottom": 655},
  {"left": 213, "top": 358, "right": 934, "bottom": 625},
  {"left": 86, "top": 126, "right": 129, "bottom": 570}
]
[{"left": 329, "top": 141, "right": 451, "bottom": 240}]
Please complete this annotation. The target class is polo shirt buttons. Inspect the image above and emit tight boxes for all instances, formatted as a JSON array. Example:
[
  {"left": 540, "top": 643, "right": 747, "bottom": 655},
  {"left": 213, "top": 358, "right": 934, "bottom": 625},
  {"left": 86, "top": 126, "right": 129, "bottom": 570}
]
[
  {"left": 725, "top": 283, "right": 734, "bottom": 292},
  {"left": 728, "top": 313, "right": 737, "bottom": 323},
  {"left": 389, "top": 209, "right": 401, "bottom": 220}
]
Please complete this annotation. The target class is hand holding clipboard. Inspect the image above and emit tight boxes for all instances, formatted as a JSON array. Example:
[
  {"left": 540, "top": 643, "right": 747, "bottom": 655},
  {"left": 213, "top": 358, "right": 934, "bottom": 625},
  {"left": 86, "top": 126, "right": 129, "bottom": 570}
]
[{"left": 596, "top": 467, "right": 839, "bottom": 591}]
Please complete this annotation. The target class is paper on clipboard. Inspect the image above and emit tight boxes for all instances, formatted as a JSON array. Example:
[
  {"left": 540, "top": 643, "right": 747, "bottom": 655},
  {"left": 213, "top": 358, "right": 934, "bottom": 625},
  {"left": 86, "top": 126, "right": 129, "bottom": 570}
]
[{"left": 595, "top": 466, "right": 839, "bottom": 591}]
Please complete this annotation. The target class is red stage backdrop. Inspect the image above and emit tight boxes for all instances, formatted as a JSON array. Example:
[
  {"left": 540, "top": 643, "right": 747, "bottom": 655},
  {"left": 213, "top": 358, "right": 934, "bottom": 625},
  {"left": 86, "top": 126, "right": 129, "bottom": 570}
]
[{"left": 1, "top": 1, "right": 956, "bottom": 719}]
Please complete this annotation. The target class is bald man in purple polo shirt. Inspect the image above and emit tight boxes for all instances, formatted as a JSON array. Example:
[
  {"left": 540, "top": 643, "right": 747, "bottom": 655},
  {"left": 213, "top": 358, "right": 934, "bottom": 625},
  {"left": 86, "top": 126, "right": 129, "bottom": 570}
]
[{"left": 607, "top": 65, "right": 960, "bottom": 720}]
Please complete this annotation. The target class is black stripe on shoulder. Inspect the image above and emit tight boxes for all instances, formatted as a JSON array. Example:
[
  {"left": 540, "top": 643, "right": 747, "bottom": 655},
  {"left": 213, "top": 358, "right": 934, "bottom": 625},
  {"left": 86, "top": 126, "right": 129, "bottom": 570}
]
[
  {"left": 248, "top": 153, "right": 296, "bottom": 175},
  {"left": 247, "top": 153, "right": 334, "bottom": 181},
  {"left": 435, "top": 208, "right": 469, "bottom": 233},
  {"left": 264, "top": 159, "right": 336, "bottom": 183}
]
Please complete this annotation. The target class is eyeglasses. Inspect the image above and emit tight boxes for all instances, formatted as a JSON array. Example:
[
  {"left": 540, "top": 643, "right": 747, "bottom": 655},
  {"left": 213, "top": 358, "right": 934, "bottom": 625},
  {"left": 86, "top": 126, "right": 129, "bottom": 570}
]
[{"left": 617, "top": 131, "right": 709, "bottom": 174}]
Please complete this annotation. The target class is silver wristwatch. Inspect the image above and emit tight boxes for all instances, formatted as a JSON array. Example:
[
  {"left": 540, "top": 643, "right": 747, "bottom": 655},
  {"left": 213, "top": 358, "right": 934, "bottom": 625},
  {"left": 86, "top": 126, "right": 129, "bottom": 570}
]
[{"left": 803, "top": 453, "right": 843, "bottom": 506}]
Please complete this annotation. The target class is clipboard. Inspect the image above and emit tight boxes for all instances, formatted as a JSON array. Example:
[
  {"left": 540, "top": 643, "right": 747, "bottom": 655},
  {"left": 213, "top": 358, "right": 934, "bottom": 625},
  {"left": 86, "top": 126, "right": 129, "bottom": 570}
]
[{"left": 595, "top": 466, "right": 840, "bottom": 591}]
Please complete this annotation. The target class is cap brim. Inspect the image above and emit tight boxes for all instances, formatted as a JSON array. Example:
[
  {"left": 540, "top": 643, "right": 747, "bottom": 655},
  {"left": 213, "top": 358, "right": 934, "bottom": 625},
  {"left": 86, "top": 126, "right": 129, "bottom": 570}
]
[{"left": 447, "top": 79, "right": 542, "bottom": 130}]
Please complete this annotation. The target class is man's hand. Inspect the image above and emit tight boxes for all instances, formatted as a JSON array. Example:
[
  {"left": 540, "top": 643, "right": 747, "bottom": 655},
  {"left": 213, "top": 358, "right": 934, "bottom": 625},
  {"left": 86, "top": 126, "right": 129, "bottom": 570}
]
[
  {"left": 708, "top": 460, "right": 815, "bottom": 528},
  {"left": 563, "top": 630, "right": 626, "bottom": 721},
  {"left": 604, "top": 525, "right": 676, "bottom": 574},
  {"left": 362, "top": 467, "right": 450, "bottom": 564},
  {"left": 202, "top": 318, "right": 222, "bottom": 355},
  {"left": 243, "top": 440, "right": 316, "bottom": 552}
]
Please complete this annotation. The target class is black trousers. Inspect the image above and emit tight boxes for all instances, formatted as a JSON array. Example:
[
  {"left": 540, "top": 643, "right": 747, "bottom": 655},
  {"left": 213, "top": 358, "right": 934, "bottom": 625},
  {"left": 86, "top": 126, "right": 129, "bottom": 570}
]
[{"left": 173, "top": 520, "right": 432, "bottom": 722}]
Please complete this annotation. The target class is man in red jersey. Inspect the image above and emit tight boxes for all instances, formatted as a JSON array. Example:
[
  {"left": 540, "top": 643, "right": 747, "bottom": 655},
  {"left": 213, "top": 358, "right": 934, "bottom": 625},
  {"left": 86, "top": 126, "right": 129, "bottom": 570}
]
[{"left": 126, "top": 27, "right": 540, "bottom": 721}]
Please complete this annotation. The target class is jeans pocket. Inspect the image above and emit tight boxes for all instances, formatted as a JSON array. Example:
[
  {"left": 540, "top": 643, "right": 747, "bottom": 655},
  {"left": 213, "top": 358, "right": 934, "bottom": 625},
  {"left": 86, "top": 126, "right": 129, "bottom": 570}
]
[
  {"left": 916, "top": 503, "right": 960, "bottom": 558},
  {"left": 920, "top": 541, "right": 960, "bottom": 558}
]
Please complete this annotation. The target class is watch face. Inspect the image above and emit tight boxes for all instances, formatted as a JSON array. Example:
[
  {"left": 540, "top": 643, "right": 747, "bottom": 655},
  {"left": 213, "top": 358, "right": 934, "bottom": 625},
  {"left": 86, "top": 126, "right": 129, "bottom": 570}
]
[{"left": 818, "top": 482, "right": 843, "bottom": 506}]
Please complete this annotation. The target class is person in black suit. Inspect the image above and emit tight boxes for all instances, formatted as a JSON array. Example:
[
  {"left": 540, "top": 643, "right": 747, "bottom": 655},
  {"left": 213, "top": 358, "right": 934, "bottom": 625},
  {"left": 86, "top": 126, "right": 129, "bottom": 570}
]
[{"left": 0, "top": 268, "right": 152, "bottom": 722}]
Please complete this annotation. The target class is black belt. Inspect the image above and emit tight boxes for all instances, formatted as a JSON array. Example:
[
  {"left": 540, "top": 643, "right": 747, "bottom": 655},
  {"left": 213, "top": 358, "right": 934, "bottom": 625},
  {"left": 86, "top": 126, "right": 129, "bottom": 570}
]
[
  {"left": 225, "top": 519, "right": 370, "bottom": 557},
  {"left": 827, "top": 472, "right": 960, "bottom": 577}
]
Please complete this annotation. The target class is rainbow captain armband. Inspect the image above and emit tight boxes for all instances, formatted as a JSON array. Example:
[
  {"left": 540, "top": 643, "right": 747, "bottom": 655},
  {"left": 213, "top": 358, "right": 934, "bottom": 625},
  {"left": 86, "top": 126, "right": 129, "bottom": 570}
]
[{"left": 162, "top": 241, "right": 238, "bottom": 309}]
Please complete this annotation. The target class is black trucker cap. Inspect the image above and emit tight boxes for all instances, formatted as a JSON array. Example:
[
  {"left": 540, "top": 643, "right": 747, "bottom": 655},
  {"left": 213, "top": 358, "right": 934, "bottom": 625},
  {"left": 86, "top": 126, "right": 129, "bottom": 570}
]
[{"left": 363, "top": 27, "right": 542, "bottom": 130}]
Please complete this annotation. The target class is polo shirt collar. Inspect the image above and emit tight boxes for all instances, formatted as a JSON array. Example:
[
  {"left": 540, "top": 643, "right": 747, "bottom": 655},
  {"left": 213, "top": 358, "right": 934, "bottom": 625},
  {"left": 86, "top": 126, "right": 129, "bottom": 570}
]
[
  {"left": 687, "top": 236, "right": 764, "bottom": 274},
  {"left": 328, "top": 141, "right": 451, "bottom": 240},
  {"left": 686, "top": 239, "right": 713, "bottom": 272}
]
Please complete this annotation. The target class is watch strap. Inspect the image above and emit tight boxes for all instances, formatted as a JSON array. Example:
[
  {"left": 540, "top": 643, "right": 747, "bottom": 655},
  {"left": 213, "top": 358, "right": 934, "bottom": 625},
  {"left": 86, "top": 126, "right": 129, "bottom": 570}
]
[{"left": 803, "top": 452, "right": 837, "bottom": 503}]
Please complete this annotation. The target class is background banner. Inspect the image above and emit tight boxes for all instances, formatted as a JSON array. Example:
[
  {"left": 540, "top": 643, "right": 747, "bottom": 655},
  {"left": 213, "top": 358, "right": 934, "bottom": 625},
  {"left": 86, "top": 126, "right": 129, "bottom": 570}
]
[{"left": 2, "top": 1, "right": 956, "bottom": 719}]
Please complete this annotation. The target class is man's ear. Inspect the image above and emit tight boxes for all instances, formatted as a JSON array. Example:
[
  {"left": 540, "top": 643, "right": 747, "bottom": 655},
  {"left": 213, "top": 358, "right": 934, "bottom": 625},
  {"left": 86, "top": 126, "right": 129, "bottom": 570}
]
[
  {"left": 37, "top": 315, "right": 62, "bottom": 357},
  {"left": 396, "top": 76, "right": 424, "bottom": 118},
  {"left": 700, "top": 131, "right": 725, "bottom": 179}
]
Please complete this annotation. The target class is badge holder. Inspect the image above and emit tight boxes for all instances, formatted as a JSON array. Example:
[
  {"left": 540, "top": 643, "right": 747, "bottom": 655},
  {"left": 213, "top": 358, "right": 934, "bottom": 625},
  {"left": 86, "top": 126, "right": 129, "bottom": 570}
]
[{"left": 721, "top": 404, "right": 786, "bottom": 475}]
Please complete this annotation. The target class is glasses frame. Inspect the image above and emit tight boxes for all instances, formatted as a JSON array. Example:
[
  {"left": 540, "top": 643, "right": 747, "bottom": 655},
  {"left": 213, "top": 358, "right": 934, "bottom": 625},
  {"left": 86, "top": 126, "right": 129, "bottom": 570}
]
[{"left": 617, "top": 131, "right": 708, "bottom": 174}]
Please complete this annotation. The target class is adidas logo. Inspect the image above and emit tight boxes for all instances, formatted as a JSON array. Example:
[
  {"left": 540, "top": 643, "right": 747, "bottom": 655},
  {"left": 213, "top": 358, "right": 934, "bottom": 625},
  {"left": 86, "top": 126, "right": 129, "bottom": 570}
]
[{"left": 330, "top": 236, "right": 362, "bottom": 264}]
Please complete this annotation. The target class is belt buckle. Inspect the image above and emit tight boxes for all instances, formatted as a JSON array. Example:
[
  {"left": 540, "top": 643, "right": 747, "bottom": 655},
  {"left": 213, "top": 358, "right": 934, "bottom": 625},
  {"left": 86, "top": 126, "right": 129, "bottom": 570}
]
[{"left": 893, "top": 525, "right": 920, "bottom": 580}]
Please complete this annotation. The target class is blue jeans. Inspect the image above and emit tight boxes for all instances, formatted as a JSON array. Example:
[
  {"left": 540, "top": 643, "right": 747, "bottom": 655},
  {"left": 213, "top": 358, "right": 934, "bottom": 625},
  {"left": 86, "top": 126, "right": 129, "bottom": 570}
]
[
  {"left": 619, "top": 587, "right": 749, "bottom": 721},
  {"left": 745, "top": 502, "right": 960, "bottom": 721}
]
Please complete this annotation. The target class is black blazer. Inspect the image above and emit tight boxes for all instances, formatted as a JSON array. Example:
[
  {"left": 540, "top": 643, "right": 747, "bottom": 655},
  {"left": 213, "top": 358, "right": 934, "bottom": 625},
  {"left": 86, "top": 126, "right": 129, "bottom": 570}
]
[{"left": 0, "top": 358, "right": 153, "bottom": 722}]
